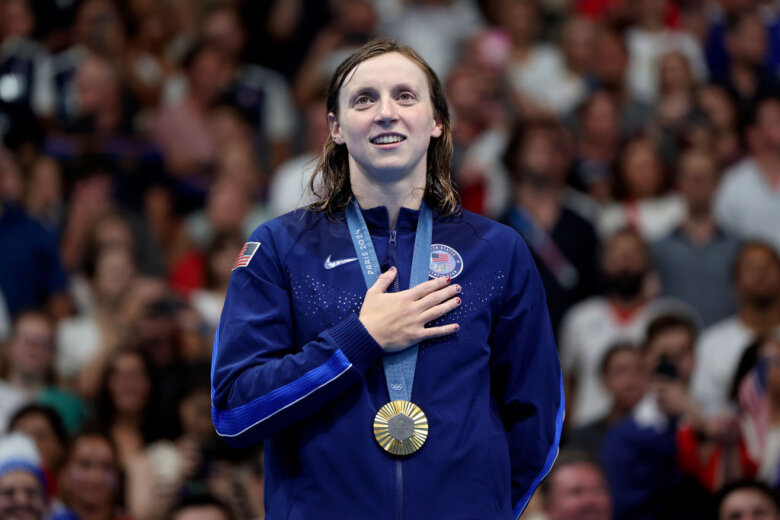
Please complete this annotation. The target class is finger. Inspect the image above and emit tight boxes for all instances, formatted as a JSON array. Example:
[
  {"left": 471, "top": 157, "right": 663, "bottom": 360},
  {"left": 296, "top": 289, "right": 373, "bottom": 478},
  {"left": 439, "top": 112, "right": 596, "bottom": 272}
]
[
  {"left": 418, "top": 322, "right": 460, "bottom": 340},
  {"left": 408, "top": 275, "right": 451, "bottom": 300},
  {"left": 416, "top": 283, "right": 461, "bottom": 310},
  {"left": 419, "top": 296, "right": 461, "bottom": 323},
  {"left": 368, "top": 266, "right": 396, "bottom": 294}
]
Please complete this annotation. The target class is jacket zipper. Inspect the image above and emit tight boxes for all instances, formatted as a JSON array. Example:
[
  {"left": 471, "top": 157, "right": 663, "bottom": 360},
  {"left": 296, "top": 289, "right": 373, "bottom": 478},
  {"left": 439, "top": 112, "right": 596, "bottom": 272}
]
[{"left": 387, "top": 229, "right": 403, "bottom": 520}]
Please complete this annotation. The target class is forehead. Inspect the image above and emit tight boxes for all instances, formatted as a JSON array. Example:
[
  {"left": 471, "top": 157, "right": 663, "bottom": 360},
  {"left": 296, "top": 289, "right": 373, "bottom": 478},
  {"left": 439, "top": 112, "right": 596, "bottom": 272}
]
[{"left": 339, "top": 52, "right": 430, "bottom": 98}]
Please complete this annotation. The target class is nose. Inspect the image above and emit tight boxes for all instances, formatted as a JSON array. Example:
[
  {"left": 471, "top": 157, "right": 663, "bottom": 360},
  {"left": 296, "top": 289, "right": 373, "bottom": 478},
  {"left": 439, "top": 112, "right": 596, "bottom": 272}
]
[{"left": 375, "top": 96, "right": 397, "bottom": 123}]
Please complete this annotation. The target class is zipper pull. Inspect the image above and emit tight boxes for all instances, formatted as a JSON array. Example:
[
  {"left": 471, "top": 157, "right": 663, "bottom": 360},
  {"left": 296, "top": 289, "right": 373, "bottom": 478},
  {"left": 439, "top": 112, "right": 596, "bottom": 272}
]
[{"left": 389, "top": 230, "right": 397, "bottom": 244}]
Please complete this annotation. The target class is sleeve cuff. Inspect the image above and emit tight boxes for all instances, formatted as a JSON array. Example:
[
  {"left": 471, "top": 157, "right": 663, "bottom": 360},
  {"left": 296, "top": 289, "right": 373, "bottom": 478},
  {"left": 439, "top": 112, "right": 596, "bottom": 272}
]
[{"left": 325, "top": 314, "right": 384, "bottom": 374}]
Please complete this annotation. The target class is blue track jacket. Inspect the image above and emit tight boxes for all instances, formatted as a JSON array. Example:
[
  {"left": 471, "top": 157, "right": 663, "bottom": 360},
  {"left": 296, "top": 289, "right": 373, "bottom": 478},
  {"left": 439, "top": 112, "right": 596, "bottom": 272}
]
[{"left": 211, "top": 205, "right": 564, "bottom": 520}]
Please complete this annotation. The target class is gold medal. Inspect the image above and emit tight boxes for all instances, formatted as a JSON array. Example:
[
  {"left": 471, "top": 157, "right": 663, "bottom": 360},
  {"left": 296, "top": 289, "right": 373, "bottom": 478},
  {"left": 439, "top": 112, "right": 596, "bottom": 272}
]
[{"left": 373, "top": 400, "right": 428, "bottom": 456}]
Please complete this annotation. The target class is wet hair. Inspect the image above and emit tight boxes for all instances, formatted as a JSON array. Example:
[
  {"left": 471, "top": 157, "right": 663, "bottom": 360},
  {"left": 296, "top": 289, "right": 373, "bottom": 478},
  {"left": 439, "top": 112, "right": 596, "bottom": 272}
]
[{"left": 308, "top": 38, "right": 458, "bottom": 218}]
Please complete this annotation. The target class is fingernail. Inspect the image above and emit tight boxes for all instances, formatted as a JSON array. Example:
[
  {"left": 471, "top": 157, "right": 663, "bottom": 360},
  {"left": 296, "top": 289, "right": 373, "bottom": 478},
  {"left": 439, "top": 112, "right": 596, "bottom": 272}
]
[
  {"left": 454, "top": 324, "right": 460, "bottom": 331},
  {"left": 455, "top": 285, "right": 461, "bottom": 293},
  {"left": 446, "top": 277, "right": 451, "bottom": 283},
  {"left": 456, "top": 297, "right": 461, "bottom": 305},
  {"left": 389, "top": 266, "right": 396, "bottom": 272}
]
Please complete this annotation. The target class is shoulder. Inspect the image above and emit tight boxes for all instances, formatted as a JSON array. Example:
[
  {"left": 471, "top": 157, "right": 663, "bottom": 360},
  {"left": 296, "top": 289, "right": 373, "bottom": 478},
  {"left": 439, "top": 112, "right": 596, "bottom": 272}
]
[
  {"left": 721, "top": 158, "right": 759, "bottom": 190},
  {"left": 444, "top": 208, "right": 533, "bottom": 264},
  {"left": 697, "top": 316, "right": 746, "bottom": 352},
  {"left": 561, "top": 297, "right": 610, "bottom": 330},
  {"left": 247, "top": 208, "right": 331, "bottom": 262}
]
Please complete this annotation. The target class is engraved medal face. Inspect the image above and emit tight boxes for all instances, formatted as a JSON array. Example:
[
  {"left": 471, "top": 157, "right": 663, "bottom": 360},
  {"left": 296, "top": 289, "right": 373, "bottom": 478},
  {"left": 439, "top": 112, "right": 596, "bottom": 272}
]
[{"left": 373, "top": 400, "right": 428, "bottom": 456}]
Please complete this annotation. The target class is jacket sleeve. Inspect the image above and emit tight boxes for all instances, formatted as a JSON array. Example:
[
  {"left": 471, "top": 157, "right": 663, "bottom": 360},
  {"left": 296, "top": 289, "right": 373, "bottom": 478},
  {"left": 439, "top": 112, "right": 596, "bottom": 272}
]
[
  {"left": 210, "top": 223, "right": 384, "bottom": 448},
  {"left": 489, "top": 236, "right": 565, "bottom": 520}
]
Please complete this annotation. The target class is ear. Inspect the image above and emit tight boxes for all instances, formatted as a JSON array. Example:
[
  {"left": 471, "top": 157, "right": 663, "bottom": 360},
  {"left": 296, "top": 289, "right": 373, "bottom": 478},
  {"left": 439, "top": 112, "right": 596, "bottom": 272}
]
[
  {"left": 431, "top": 116, "right": 443, "bottom": 138},
  {"left": 328, "top": 113, "right": 344, "bottom": 144}
]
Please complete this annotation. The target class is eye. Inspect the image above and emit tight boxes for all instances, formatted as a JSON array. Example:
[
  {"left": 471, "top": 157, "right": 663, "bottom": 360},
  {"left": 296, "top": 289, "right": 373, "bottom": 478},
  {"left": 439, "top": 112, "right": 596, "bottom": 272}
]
[
  {"left": 398, "top": 92, "right": 416, "bottom": 102},
  {"left": 354, "top": 95, "right": 372, "bottom": 106}
]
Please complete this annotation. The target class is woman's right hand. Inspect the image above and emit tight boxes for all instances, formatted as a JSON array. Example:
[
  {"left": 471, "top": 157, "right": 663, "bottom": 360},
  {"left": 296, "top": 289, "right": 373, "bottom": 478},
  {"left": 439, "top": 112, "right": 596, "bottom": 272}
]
[{"left": 359, "top": 267, "right": 461, "bottom": 353}]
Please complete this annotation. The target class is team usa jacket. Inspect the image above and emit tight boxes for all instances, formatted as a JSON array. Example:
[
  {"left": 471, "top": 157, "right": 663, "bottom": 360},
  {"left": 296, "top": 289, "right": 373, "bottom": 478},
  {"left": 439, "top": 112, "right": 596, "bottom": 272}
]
[{"left": 210, "top": 205, "right": 564, "bottom": 520}]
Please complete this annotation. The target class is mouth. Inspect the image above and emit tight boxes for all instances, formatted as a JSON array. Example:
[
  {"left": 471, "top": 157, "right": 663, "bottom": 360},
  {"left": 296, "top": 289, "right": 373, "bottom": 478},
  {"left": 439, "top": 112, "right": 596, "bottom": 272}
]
[{"left": 370, "top": 133, "right": 407, "bottom": 145}]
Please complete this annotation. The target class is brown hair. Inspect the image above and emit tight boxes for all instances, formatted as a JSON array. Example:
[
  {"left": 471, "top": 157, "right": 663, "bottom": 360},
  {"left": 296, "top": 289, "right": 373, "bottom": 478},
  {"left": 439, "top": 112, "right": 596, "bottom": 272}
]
[{"left": 307, "top": 38, "right": 458, "bottom": 218}]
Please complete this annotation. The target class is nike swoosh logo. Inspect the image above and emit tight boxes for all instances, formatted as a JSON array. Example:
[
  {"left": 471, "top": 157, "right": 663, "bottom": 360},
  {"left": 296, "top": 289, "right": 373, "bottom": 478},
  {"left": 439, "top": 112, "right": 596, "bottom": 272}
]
[{"left": 324, "top": 255, "right": 358, "bottom": 270}]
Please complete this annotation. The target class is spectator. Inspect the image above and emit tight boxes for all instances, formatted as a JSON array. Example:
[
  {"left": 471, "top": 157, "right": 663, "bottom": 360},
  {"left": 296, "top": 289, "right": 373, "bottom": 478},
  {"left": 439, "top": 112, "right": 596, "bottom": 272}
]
[
  {"left": 269, "top": 94, "right": 327, "bottom": 216},
  {"left": 540, "top": 452, "right": 612, "bottom": 520},
  {"left": 625, "top": 0, "right": 707, "bottom": 104},
  {"left": 566, "top": 343, "right": 645, "bottom": 458},
  {"left": 715, "top": 96, "right": 780, "bottom": 253},
  {"left": 714, "top": 12, "right": 780, "bottom": 126},
  {"left": 502, "top": 118, "right": 600, "bottom": 332},
  {"left": 168, "top": 493, "right": 233, "bottom": 520},
  {"left": 58, "top": 429, "right": 129, "bottom": 520},
  {"left": 734, "top": 333, "right": 780, "bottom": 485},
  {"left": 590, "top": 28, "right": 654, "bottom": 139},
  {"left": 3, "top": 310, "right": 85, "bottom": 433},
  {"left": 94, "top": 349, "right": 166, "bottom": 470},
  {"left": 601, "top": 312, "right": 715, "bottom": 520},
  {"left": 696, "top": 84, "right": 741, "bottom": 168},
  {"left": 8, "top": 404, "right": 68, "bottom": 497},
  {"left": 0, "top": 187, "right": 69, "bottom": 320},
  {"left": 23, "top": 156, "right": 65, "bottom": 237},
  {"left": 189, "top": 233, "right": 245, "bottom": 344},
  {"left": 56, "top": 244, "right": 137, "bottom": 389},
  {"left": 560, "top": 228, "right": 688, "bottom": 426},
  {"left": 598, "top": 136, "right": 685, "bottom": 241},
  {"left": 692, "top": 242, "right": 780, "bottom": 416},
  {"left": 652, "top": 148, "right": 742, "bottom": 326},
  {"left": 716, "top": 480, "right": 780, "bottom": 520},
  {"left": 0, "top": 433, "right": 49, "bottom": 520},
  {"left": 570, "top": 91, "right": 622, "bottom": 205},
  {"left": 152, "top": 41, "right": 233, "bottom": 182}
]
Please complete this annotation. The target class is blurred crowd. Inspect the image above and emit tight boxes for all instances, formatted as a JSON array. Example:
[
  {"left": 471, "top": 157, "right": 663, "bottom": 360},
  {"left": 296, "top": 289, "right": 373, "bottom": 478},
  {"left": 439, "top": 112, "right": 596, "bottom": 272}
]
[{"left": 2, "top": 0, "right": 780, "bottom": 519}]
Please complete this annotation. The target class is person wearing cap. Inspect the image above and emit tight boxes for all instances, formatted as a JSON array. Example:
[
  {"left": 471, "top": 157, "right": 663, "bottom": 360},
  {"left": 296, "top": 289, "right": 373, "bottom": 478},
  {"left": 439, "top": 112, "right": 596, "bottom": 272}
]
[{"left": 0, "top": 433, "right": 48, "bottom": 520}]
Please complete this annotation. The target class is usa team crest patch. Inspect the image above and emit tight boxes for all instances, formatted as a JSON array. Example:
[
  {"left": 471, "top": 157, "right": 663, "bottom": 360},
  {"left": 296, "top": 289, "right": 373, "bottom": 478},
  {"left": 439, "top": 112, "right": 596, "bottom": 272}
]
[
  {"left": 429, "top": 244, "right": 463, "bottom": 279},
  {"left": 232, "top": 242, "right": 260, "bottom": 270}
]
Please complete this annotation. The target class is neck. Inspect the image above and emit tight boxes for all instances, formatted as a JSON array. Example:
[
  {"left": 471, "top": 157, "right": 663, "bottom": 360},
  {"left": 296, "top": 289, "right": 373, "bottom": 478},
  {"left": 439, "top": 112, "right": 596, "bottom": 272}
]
[
  {"left": 681, "top": 213, "right": 716, "bottom": 245},
  {"left": 351, "top": 167, "right": 426, "bottom": 229}
]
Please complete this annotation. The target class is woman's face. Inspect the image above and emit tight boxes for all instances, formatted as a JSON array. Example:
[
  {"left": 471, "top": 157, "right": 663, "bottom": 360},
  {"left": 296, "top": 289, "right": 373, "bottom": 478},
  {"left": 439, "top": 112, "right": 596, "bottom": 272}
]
[
  {"left": 107, "top": 353, "right": 151, "bottom": 415},
  {"left": 12, "top": 413, "right": 65, "bottom": 472},
  {"left": 621, "top": 140, "right": 663, "bottom": 200},
  {"left": 63, "top": 436, "right": 118, "bottom": 508},
  {"left": 659, "top": 52, "right": 693, "bottom": 94},
  {"left": 329, "top": 52, "right": 442, "bottom": 185}
]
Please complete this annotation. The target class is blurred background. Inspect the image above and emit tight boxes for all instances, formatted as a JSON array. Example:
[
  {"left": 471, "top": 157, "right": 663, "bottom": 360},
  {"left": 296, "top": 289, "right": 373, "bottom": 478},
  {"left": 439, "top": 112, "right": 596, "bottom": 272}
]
[{"left": 2, "top": 0, "right": 780, "bottom": 519}]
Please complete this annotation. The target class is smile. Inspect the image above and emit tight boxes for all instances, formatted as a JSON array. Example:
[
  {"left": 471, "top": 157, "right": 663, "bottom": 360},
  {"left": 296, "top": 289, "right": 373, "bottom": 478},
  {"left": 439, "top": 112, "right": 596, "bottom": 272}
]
[{"left": 370, "top": 134, "right": 407, "bottom": 145}]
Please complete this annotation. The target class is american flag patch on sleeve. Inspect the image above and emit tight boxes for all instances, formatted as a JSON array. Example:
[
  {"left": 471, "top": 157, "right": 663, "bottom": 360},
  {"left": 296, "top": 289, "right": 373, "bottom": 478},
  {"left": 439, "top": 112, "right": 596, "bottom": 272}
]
[{"left": 232, "top": 242, "right": 261, "bottom": 270}]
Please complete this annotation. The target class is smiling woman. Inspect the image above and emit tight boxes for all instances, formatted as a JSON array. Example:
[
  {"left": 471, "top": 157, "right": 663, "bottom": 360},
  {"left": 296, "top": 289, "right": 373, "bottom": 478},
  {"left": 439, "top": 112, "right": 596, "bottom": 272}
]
[{"left": 210, "top": 38, "right": 564, "bottom": 520}]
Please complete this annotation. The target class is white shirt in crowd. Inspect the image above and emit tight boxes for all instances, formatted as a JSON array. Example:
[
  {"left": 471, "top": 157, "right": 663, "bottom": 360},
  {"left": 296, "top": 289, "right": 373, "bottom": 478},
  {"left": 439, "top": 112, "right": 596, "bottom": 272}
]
[
  {"left": 559, "top": 296, "right": 689, "bottom": 426},
  {"left": 715, "top": 157, "right": 780, "bottom": 255},
  {"left": 691, "top": 316, "right": 780, "bottom": 416}
]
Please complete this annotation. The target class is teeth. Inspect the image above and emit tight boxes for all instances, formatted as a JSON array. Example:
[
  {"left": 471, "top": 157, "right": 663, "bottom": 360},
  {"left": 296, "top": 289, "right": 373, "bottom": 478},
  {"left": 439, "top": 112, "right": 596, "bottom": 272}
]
[{"left": 372, "top": 135, "right": 405, "bottom": 144}]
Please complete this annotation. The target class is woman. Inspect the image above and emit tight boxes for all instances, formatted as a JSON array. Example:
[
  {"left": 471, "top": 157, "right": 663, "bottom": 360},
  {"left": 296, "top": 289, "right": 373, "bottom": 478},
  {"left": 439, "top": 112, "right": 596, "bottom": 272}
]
[
  {"left": 211, "top": 39, "right": 563, "bottom": 519},
  {"left": 58, "top": 430, "right": 132, "bottom": 520}
]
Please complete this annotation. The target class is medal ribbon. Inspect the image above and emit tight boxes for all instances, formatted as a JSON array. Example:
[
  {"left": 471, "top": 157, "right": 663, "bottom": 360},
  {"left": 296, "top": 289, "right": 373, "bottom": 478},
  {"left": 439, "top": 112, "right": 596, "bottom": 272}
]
[{"left": 346, "top": 199, "right": 432, "bottom": 402}]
